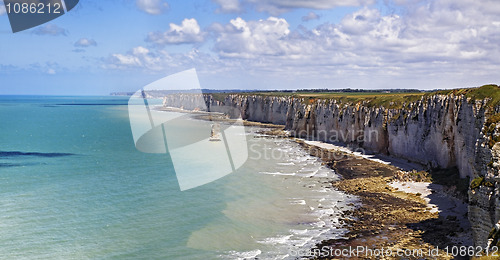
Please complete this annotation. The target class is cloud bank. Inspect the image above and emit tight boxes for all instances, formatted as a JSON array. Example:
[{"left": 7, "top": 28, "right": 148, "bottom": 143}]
[{"left": 107, "top": 0, "right": 500, "bottom": 89}]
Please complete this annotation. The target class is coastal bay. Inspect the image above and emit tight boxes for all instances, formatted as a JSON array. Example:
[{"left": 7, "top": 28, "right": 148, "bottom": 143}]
[
  {"left": 165, "top": 105, "right": 472, "bottom": 258},
  {"left": 162, "top": 85, "right": 500, "bottom": 251}
]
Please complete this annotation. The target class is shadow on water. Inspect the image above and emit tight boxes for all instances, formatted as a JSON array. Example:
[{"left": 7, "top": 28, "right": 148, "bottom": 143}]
[
  {"left": 0, "top": 151, "right": 75, "bottom": 159},
  {"left": 0, "top": 162, "right": 47, "bottom": 168},
  {"left": 0, "top": 163, "right": 24, "bottom": 168},
  {"left": 0, "top": 151, "right": 74, "bottom": 168}
]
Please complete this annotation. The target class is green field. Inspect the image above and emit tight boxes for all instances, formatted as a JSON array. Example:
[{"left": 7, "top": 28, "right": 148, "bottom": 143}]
[{"left": 213, "top": 84, "right": 500, "bottom": 110}]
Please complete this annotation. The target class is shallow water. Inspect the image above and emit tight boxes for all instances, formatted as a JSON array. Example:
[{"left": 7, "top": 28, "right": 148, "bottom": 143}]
[{"left": 0, "top": 96, "right": 356, "bottom": 259}]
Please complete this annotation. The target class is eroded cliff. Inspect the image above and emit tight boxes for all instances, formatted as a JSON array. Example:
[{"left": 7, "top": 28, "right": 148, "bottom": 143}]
[{"left": 162, "top": 85, "right": 500, "bottom": 247}]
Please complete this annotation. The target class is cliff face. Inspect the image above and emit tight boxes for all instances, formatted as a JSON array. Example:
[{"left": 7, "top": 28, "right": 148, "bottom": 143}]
[
  {"left": 162, "top": 91, "right": 500, "bottom": 247},
  {"left": 469, "top": 134, "right": 500, "bottom": 247},
  {"left": 165, "top": 94, "right": 488, "bottom": 177}
]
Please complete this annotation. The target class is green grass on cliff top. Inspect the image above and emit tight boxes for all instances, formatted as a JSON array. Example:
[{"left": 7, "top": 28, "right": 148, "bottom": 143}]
[
  {"left": 213, "top": 91, "right": 425, "bottom": 108},
  {"left": 293, "top": 92, "right": 424, "bottom": 109},
  {"left": 224, "top": 84, "right": 500, "bottom": 109},
  {"left": 431, "top": 84, "right": 500, "bottom": 107}
]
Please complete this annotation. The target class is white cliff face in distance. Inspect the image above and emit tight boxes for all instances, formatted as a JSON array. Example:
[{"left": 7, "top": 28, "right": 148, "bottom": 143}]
[{"left": 162, "top": 86, "right": 500, "bottom": 247}]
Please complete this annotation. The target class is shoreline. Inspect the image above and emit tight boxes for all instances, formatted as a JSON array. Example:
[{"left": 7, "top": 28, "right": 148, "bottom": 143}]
[
  {"left": 154, "top": 108, "right": 352, "bottom": 258},
  {"left": 296, "top": 140, "right": 472, "bottom": 259},
  {"left": 155, "top": 107, "right": 472, "bottom": 258},
  {"left": 236, "top": 119, "right": 472, "bottom": 257}
]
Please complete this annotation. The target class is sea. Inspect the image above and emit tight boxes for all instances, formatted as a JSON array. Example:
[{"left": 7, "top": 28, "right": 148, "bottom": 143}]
[{"left": 0, "top": 96, "right": 357, "bottom": 259}]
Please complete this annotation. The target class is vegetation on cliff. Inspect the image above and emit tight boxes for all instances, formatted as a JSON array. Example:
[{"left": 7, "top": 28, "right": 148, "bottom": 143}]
[
  {"left": 488, "top": 225, "right": 500, "bottom": 249},
  {"left": 470, "top": 176, "right": 495, "bottom": 190},
  {"left": 432, "top": 84, "right": 500, "bottom": 107},
  {"left": 251, "top": 91, "right": 426, "bottom": 109},
  {"left": 209, "top": 84, "right": 500, "bottom": 110},
  {"left": 485, "top": 113, "right": 500, "bottom": 148},
  {"left": 433, "top": 85, "right": 500, "bottom": 147}
]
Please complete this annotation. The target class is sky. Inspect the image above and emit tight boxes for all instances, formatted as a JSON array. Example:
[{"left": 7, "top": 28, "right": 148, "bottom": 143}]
[{"left": 0, "top": 0, "right": 499, "bottom": 95}]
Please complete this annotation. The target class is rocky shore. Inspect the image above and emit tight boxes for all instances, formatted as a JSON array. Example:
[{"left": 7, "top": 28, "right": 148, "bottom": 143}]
[
  {"left": 161, "top": 85, "right": 500, "bottom": 249},
  {"left": 295, "top": 140, "right": 472, "bottom": 259},
  {"left": 243, "top": 121, "right": 472, "bottom": 259},
  {"left": 158, "top": 106, "right": 477, "bottom": 258}
]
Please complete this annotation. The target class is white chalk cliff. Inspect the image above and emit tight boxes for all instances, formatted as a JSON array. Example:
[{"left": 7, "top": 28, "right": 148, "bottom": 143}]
[{"left": 163, "top": 88, "right": 500, "bottom": 247}]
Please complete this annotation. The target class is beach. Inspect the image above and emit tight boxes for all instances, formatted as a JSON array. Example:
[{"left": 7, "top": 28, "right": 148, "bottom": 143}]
[
  {"left": 158, "top": 106, "right": 473, "bottom": 259},
  {"left": 153, "top": 106, "right": 369, "bottom": 258},
  {"left": 295, "top": 139, "right": 472, "bottom": 259}
]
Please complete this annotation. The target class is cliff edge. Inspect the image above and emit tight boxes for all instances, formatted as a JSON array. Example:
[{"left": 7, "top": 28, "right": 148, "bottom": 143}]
[{"left": 162, "top": 85, "right": 500, "bottom": 247}]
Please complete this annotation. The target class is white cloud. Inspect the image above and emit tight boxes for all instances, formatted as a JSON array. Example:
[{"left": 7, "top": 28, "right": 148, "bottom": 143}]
[
  {"left": 106, "top": 0, "right": 500, "bottom": 89},
  {"left": 339, "top": 8, "right": 381, "bottom": 35},
  {"left": 214, "top": 17, "right": 296, "bottom": 58},
  {"left": 27, "top": 62, "right": 61, "bottom": 75},
  {"left": 211, "top": 1, "right": 500, "bottom": 68},
  {"left": 74, "top": 38, "right": 97, "bottom": 47},
  {"left": 213, "top": 0, "right": 242, "bottom": 13},
  {"left": 106, "top": 46, "right": 174, "bottom": 70},
  {"left": 213, "top": 0, "right": 374, "bottom": 15},
  {"left": 302, "top": 12, "right": 320, "bottom": 22},
  {"left": 32, "top": 24, "right": 68, "bottom": 36},
  {"left": 147, "top": 18, "right": 205, "bottom": 45},
  {"left": 105, "top": 46, "right": 228, "bottom": 76},
  {"left": 253, "top": 0, "right": 372, "bottom": 10},
  {"left": 136, "top": 0, "right": 169, "bottom": 15}
]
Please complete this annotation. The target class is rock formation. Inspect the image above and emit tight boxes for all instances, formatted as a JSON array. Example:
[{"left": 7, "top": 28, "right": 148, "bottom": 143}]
[{"left": 162, "top": 86, "right": 500, "bottom": 247}]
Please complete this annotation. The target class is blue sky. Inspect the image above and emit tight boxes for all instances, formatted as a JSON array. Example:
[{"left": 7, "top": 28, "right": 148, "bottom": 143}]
[{"left": 0, "top": 0, "right": 499, "bottom": 95}]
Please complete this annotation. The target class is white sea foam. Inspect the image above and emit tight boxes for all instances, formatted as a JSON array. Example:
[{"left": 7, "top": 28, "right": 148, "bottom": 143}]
[
  {"left": 227, "top": 249, "right": 262, "bottom": 259},
  {"left": 290, "top": 199, "right": 306, "bottom": 205},
  {"left": 258, "top": 235, "right": 293, "bottom": 245},
  {"left": 224, "top": 134, "right": 359, "bottom": 260},
  {"left": 277, "top": 162, "right": 295, "bottom": 166},
  {"left": 258, "top": 171, "right": 296, "bottom": 176}
]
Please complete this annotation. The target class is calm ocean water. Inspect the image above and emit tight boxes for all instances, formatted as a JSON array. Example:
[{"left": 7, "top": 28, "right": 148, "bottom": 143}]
[{"left": 0, "top": 96, "right": 356, "bottom": 259}]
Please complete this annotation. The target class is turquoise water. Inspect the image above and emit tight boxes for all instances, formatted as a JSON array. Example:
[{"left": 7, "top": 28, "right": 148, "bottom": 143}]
[{"left": 0, "top": 96, "right": 355, "bottom": 259}]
